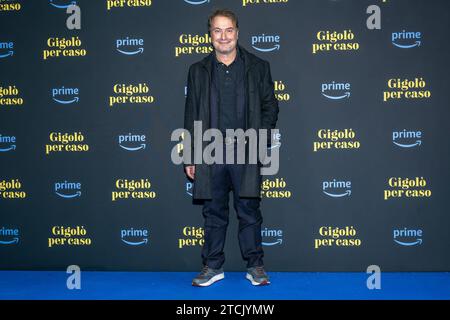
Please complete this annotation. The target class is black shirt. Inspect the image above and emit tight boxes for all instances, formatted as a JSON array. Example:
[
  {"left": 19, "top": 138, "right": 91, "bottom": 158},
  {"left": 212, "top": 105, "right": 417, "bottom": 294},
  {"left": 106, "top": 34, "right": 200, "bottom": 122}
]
[{"left": 212, "top": 46, "right": 245, "bottom": 134}]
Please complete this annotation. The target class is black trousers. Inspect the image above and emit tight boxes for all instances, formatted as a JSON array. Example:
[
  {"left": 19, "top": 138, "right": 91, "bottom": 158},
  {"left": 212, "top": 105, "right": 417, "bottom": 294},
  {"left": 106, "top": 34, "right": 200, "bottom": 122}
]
[{"left": 201, "top": 154, "right": 264, "bottom": 269}]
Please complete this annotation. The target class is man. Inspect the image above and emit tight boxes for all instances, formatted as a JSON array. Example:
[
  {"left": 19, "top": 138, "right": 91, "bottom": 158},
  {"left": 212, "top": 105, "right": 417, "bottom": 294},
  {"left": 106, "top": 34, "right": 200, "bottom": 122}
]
[{"left": 183, "top": 9, "right": 279, "bottom": 287}]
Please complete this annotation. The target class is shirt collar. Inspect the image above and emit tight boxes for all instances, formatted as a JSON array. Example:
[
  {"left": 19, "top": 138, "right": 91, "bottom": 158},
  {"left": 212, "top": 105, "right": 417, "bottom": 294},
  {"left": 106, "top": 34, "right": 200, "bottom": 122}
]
[{"left": 214, "top": 45, "right": 242, "bottom": 67}]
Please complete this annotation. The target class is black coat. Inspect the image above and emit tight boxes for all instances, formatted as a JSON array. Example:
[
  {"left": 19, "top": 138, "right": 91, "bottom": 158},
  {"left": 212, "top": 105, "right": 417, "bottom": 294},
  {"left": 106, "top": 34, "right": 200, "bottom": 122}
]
[{"left": 184, "top": 44, "right": 279, "bottom": 199}]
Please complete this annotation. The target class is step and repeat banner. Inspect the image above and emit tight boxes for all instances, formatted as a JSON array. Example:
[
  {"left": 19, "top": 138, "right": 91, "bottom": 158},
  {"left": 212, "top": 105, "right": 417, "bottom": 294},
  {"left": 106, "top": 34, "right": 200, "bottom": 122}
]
[{"left": 0, "top": 0, "right": 449, "bottom": 271}]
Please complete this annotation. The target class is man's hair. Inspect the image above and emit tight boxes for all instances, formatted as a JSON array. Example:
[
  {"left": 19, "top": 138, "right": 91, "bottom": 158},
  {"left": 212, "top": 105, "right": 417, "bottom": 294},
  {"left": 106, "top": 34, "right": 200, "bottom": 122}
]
[{"left": 207, "top": 9, "right": 239, "bottom": 33}]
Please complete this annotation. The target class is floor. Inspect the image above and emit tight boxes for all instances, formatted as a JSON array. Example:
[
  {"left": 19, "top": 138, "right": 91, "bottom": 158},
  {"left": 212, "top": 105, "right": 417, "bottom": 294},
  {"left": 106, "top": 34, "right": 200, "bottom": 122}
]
[{"left": 0, "top": 271, "right": 449, "bottom": 300}]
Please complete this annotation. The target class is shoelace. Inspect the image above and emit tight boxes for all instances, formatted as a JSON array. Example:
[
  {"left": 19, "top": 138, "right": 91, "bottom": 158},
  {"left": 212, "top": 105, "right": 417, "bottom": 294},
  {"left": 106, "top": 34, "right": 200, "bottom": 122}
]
[
  {"left": 254, "top": 266, "right": 266, "bottom": 276},
  {"left": 200, "top": 265, "right": 211, "bottom": 275}
]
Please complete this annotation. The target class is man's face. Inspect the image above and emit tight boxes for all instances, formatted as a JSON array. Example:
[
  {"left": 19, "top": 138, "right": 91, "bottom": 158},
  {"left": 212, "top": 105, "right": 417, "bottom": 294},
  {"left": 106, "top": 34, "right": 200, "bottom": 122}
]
[{"left": 210, "top": 15, "right": 239, "bottom": 55}]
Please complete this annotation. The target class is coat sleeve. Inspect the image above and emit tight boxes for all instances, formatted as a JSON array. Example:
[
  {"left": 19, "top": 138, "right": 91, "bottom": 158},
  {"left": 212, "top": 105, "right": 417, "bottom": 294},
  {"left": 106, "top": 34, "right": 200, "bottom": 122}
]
[
  {"left": 260, "top": 61, "right": 279, "bottom": 131},
  {"left": 183, "top": 65, "right": 196, "bottom": 167}
]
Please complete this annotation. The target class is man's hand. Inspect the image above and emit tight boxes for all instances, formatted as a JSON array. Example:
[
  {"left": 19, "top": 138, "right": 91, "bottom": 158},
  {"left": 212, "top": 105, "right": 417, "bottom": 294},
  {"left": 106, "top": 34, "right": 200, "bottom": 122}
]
[{"left": 185, "top": 165, "right": 195, "bottom": 180}]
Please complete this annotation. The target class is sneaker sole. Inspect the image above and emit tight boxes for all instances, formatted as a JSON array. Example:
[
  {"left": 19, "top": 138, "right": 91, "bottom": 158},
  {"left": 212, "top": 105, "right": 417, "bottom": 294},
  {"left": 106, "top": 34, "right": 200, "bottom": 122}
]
[
  {"left": 192, "top": 273, "right": 224, "bottom": 287},
  {"left": 246, "top": 273, "right": 270, "bottom": 286}
]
